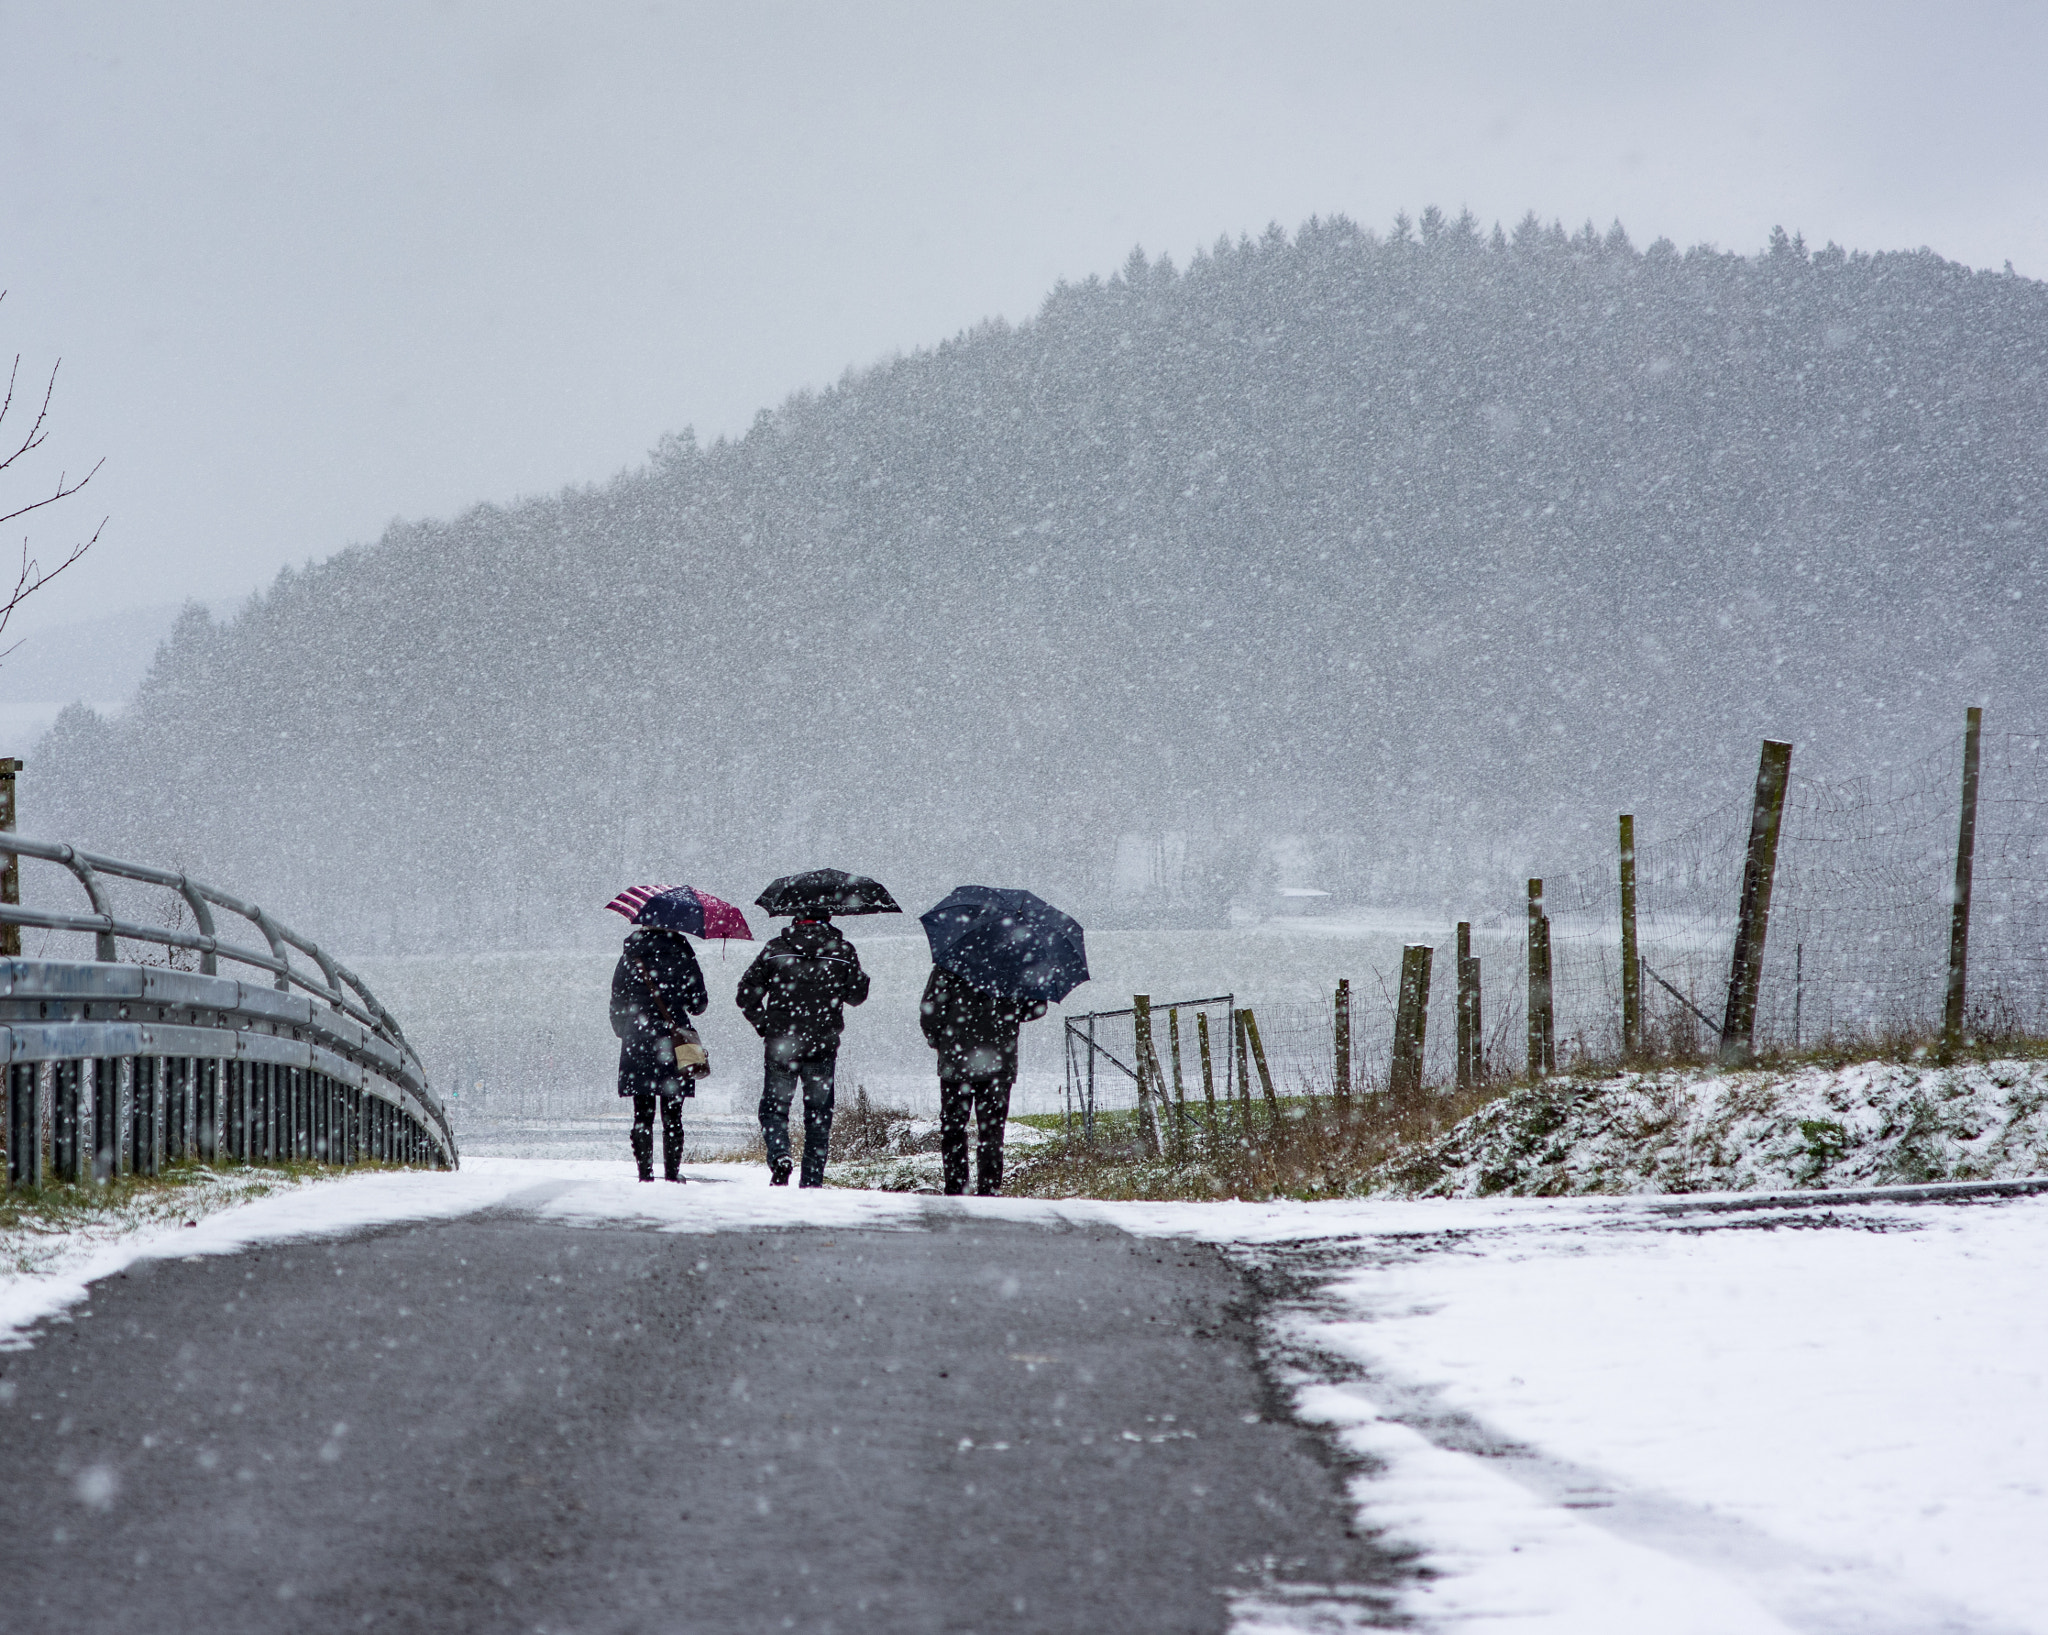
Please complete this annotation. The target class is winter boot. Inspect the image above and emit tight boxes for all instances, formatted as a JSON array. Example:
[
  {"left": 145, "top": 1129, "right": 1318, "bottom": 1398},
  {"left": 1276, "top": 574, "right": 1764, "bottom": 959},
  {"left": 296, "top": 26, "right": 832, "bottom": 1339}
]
[
  {"left": 630, "top": 1123, "right": 654, "bottom": 1182},
  {"left": 770, "top": 1158, "right": 793, "bottom": 1186},
  {"left": 662, "top": 1111, "right": 686, "bottom": 1182}
]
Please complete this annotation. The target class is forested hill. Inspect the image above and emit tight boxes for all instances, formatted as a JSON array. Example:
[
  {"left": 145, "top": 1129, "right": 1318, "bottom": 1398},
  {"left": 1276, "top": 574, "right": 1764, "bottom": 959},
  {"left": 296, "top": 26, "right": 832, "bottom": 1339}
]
[{"left": 32, "top": 212, "right": 2048, "bottom": 951}]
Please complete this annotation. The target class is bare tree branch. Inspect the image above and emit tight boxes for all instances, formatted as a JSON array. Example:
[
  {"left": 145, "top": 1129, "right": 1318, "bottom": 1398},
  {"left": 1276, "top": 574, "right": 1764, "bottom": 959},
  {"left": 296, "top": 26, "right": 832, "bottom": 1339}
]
[{"left": 0, "top": 289, "right": 107, "bottom": 663}]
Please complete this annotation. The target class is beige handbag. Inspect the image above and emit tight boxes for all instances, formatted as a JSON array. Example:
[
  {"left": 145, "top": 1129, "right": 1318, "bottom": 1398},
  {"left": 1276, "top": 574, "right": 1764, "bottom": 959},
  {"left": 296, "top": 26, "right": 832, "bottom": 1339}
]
[{"left": 629, "top": 954, "right": 711, "bottom": 1079}]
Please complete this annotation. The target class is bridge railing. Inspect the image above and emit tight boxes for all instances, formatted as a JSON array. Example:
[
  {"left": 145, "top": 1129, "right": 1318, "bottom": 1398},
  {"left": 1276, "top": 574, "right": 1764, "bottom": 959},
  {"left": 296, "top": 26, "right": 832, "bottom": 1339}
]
[{"left": 0, "top": 836, "right": 454, "bottom": 1185}]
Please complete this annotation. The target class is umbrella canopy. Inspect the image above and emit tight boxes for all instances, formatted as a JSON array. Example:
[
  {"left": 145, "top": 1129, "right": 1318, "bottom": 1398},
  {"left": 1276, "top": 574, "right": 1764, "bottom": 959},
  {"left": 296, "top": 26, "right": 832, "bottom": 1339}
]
[
  {"left": 919, "top": 885, "right": 1090, "bottom": 1003},
  {"left": 755, "top": 868, "right": 903, "bottom": 919},
  {"left": 604, "top": 884, "right": 754, "bottom": 940}
]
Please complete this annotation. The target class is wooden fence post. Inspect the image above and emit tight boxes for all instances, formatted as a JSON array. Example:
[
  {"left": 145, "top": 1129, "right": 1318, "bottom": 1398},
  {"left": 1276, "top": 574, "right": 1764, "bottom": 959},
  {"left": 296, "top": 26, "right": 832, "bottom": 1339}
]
[
  {"left": 1167, "top": 1006, "right": 1188, "bottom": 1156},
  {"left": 0, "top": 757, "right": 20, "bottom": 959},
  {"left": 1239, "top": 1008, "right": 1279, "bottom": 1116},
  {"left": 1619, "top": 814, "right": 1640, "bottom": 1056},
  {"left": 1196, "top": 1010, "right": 1218, "bottom": 1128},
  {"left": 1526, "top": 881, "right": 1553, "bottom": 1079},
  {"left": 1390, "top": 944, "right": 1435, "bottom": 1096},
  {"left": 1455, "top": 922, "right": 1481, "bottom": 1090},
  {"left": 1718, "top": 739, "right": 1794, "bottom": 1067},
  {"left": 1333, "top": 978, "right": 1352, "bottom": 1107},
  {"left": 1233, "top": 1009, "right": 1254, "bottom": 1123},
  {"left": 1132, "top": 995, "right": 1165, "bottom": 1155},
  {"left": 1943, "top": 706, "right": 1983, "bottom": 1061}
]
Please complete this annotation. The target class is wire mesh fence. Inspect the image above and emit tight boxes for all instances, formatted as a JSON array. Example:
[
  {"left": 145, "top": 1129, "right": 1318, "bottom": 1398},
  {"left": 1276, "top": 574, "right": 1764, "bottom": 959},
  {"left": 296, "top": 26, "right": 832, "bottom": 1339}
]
[
  {"left": 1051, "top": 716, "right": 2048, "bottom": 1138},
  {"left": 1064, "top": 995, "right": 1236, "bottom": 1136},
  {"left": 1539, "top": 722, "right": 2048, "bottom": 1065}
]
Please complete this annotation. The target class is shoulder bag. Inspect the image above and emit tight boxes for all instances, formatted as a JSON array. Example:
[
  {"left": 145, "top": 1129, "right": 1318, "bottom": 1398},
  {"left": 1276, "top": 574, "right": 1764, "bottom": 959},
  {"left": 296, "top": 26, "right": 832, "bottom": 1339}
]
[{"left": 628, "top": 954, "right": 711, "bottom": 1076}]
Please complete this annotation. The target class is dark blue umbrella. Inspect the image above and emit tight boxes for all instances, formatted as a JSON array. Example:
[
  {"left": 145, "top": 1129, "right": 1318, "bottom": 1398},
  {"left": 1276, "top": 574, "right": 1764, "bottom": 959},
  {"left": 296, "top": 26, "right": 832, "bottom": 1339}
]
[{"left": 919, "top": 885, "right": 1090, "bottom": 1003}]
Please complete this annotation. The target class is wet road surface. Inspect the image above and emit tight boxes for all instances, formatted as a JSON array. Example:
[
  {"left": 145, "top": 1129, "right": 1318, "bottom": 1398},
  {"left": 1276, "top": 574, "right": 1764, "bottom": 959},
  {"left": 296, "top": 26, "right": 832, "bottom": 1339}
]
[{"left": 0, "top": 1209, "right": 1401, "bottom": 1633}]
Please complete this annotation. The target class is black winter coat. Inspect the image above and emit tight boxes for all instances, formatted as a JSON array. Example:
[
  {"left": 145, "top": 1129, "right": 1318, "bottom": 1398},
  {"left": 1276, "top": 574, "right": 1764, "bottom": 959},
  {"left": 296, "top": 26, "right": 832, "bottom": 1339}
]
[
  {"left": 735, "top": 920, "right": 870, "bottom": 1056},
  {"left": 611, "top": 927, "right": 710, "bottom": 1098},
  {"left": 919, "top": 965, "right": 1048, "bottom": 1082}
]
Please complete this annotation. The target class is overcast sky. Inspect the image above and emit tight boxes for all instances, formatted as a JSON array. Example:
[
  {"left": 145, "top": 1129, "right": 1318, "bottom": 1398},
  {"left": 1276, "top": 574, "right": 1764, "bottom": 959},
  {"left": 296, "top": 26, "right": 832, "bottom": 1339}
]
[{"left": 3, "top": 1, "right": 2044, "bottom": 632}]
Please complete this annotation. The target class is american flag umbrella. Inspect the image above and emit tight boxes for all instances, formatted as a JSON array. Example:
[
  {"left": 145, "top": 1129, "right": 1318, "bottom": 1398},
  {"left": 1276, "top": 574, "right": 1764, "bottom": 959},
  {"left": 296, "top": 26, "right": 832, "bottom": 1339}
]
[{"left": 604, "top": 884, "right": 754, "bottom": 940}]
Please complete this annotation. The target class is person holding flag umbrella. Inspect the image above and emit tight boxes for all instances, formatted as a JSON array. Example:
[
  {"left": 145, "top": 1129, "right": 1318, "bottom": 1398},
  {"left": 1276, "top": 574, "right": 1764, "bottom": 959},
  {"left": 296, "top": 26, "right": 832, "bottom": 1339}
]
[
  {"left": 738, "top": 869, "right": 897, "bottom": 1187},
  {"left": 604, "top": 884, "right": 753, "bottom": 1181},
  {"left": 918, "top": 885, "right": 1089, "bottom": 1196}
]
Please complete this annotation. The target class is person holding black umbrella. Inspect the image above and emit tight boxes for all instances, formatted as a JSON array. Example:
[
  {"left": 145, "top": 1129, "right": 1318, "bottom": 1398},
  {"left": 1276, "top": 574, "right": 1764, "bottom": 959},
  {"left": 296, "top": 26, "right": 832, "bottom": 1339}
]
[
  {"left": 919, "top": 885, "right": 1089, "bottom": 1196},
  {"left": 737, "top": 869, "right": 897, "bottom": 1186}
]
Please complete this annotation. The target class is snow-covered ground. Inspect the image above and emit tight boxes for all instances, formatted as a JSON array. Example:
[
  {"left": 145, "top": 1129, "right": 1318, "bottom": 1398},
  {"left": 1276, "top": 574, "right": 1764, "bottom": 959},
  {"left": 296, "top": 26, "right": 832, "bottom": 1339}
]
[
  {"left": 1385, "top": 1057, "right": 2048, "bottom": 1196},
  {"left": 5, "top": 1159, "right": 2044, "bottom": 1632}
]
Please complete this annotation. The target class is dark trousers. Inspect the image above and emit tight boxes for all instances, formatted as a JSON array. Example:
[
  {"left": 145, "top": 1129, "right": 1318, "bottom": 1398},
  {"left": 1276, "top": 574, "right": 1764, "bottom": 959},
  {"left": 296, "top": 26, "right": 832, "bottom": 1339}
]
[
  {"left": 940, "top": 1074, "right": 1013, "bottom": 1196},
  {"left": 631, "top": 1093, "right": 685, "bottom": 1179},
  {"left": 758, "top": 1047, "right": 837, "bottom": 1186}
]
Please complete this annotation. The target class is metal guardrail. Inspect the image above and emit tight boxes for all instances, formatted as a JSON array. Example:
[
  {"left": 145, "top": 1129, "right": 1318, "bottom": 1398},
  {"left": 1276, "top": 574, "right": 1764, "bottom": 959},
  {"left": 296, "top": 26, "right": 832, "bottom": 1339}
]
[{"left": 0, "top": 836, "right": 455, "bottom": 1184}]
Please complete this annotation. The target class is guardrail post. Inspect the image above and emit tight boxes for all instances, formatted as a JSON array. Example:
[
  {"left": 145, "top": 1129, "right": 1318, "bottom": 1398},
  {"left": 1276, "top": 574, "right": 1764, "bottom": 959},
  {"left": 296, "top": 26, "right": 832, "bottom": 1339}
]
[
  {"left": 6, "top": 1062, "right": 41, "bottom": 1189},
  {"left": 126, "top": 1065, "right": 149, "bottom": 1180},
  {"left": 93, "top": 1058, "right": 118, "bottom": 1183},
  {"left": 224, "top": 1062, "right": 241, "bottom": 1161},
  {"left": 199, "top": 1060, "right": 219, "bottom": 1161},
  {"left": 52, "top": 1061, "right": 79, "bottom": 1181},
  {"left": 0, "top": 757, "right": 20, "bottom": 959}
]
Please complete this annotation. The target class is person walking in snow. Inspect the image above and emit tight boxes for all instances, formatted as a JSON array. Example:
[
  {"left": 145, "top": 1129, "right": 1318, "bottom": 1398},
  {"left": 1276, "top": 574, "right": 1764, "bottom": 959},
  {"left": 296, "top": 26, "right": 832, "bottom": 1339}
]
[
  {"left": 610, "top": 923, "right": 710, "bottom": 1181},
  {"left": 736, "top": 915, "right": 870, "bottom": 1186},
  {"left": 919, "top": 964, "right": 1047, "bottom": 1196}
]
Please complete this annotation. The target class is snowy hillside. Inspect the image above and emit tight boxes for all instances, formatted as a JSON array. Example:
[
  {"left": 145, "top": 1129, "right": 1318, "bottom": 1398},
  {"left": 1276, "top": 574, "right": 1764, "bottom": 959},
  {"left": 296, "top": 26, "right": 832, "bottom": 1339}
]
[
  {"left": 1382, "top": 1057, "right": 2048, "bottom": 1197},
  {"left": 27, "top": 220, "right": 2048, "bottom": 950}
]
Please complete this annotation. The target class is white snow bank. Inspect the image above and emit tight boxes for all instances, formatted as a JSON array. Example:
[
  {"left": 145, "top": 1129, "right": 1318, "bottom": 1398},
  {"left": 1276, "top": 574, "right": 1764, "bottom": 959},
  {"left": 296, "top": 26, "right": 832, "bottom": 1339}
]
[{"left": 1382, "top": 1056, "right": 2048, "bottom": 1197}]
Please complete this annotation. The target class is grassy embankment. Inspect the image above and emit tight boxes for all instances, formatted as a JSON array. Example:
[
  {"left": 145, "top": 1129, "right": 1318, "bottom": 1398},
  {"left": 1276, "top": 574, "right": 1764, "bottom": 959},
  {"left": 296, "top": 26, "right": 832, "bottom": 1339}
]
[
  {"left": 0, "top": 1160, "right": 411, "bottom": 1275},
  {"left": 999, "top": 1031, "right": 2048, "bottom": 1203}
]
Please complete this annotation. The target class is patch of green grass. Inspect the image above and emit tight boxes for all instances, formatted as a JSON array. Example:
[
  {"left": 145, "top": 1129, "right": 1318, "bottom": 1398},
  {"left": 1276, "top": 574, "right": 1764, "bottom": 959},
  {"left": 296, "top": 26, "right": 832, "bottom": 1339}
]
[{"left": 0, "top": 1158, "right": 407, "bottom": 1236}]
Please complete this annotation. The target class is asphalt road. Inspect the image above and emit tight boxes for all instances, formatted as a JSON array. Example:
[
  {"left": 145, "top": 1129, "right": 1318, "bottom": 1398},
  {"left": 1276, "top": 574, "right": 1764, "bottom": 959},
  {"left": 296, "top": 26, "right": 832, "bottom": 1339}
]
[{"left": 0, "top": 1208, "right": 1402, "bottom": 1633}]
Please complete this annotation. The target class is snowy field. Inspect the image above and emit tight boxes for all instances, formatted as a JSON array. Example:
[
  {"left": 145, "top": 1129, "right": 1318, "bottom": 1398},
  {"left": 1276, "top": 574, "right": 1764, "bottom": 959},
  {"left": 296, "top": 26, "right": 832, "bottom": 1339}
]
[
  {"left": 5, "top": 1159, "right": 2043, "bottom": 1633},
  {"left": 350, "top": 911, "right": 1519, "bottom": 1143}
]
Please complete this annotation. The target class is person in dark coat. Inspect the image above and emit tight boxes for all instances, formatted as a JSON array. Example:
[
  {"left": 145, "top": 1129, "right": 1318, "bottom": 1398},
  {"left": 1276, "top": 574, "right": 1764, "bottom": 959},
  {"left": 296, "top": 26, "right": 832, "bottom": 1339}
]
[
  {"left": 610, "top": 925, "right": 710, "bottom": 1181},
  {"left": 919, "top": 964, "right": 1048, "bottom": 1196},
  {"left": 735, "top": 917, "right": 870, "bottom": 1186}
]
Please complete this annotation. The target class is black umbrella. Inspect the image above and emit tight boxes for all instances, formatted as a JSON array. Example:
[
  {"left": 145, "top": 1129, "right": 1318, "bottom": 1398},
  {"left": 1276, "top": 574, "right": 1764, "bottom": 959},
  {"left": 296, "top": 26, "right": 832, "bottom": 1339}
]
[
  {"left": 755, "top": 868, "right": 903, "bottom": 918},
  {"left": 919, "top": 885, "right": 1090, "bottom": 1003}
]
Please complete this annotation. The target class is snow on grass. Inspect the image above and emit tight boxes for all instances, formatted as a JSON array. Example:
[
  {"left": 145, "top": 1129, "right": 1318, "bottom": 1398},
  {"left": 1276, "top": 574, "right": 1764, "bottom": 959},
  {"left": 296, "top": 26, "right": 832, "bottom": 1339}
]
[
  {"left": 824, "top": 1117, "right": 1055, "bottom": 1192},
  {"left": 1381, "top": 1056, "right": 2048, "bottom": 1196}
]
